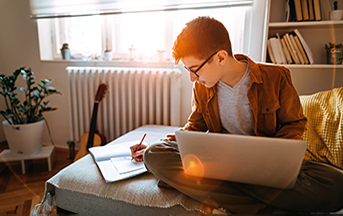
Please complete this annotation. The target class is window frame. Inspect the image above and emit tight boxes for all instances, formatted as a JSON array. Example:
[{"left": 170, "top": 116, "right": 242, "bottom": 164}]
[{"left": 37, "top": 6, "right": 254, "bottom": 62}]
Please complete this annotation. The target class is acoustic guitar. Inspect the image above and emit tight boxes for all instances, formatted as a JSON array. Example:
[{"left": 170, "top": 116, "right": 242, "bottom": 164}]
[{"left": 74, "top": 83, "right": 108, "bottom": 161}]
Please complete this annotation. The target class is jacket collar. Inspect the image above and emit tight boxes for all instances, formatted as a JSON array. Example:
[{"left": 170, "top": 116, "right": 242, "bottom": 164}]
[
  {"left": 205, "top": 54, "right": 263, "bottom": 98},
  {"left": 234, "top": 54, "right": 263, "bottom": 85}
]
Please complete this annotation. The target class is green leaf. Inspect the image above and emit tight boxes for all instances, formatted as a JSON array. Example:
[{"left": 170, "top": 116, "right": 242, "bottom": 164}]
[
  {"left": 10, "top": 96, "right": 20, "bottom": 103},
  {"left": 21, "top": 71, "right": 27, "bottom": 79},
  {"left": 30, "top": 86, "right": 38, "bottom": 92},
  {"left": 19, "top": 87, "right": 25, "bottom": 92},
  {"left": 18, "top": 105, "right": 26, "bottom": 112},
  {"left": 33, "top": 91, "right": 40, "bottom": 98}
]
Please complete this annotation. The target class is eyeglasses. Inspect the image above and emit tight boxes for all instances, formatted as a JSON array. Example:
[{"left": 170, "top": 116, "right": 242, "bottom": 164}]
[{"left": 183, "top": 51, "right": 219, "bottom": 78}]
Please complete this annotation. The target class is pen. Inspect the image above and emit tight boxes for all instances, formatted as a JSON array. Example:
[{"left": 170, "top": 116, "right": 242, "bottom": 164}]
[
  {"left": 136, "top": 133, "right": 147, "bottom": 152},
  {"left": 132, "top": 133, "right": 147, "bottom": 160}
]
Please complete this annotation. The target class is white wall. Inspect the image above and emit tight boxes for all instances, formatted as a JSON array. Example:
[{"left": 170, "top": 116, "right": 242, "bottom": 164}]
[
  {"left": 0, "top": 0, "right": 267, "bottom": 148},
  {"left": 0, "top": 0, "right": 194, "bottom": 148},
  {"left": 0, "top": 0, "right": 74, "bottom": 147}
]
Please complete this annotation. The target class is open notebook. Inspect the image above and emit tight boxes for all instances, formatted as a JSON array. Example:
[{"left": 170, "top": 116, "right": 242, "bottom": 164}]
[{"left": 89, "top": 141, "right": 147, "bottom": 183}]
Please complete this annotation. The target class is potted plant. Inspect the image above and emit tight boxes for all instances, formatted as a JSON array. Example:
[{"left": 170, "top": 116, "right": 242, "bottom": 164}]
[
  {"left": 325, "top": 43, "right": 343, "bottom": 64},
  {"left": 0, "top": 67, "right": 61, "bottom": 156},
  {"left": 60, "top": 43, "right": 71, "bottom": 60},
  {"left": 104, "top": 44, "right": 112, "bottom": 61},
  {"left": 157, "top": 49, "right": 165, "bottom": 62},
  {"left": 330, "top": 1, "right": 343, "bottom": 21},
  {"left": 129, "top": 45, "right": 136, "bottom": 61}
]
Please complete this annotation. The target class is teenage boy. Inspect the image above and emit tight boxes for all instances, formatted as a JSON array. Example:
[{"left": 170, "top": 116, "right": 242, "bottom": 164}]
[{"left": 131, "top": 16, "right": 343, "bottom": 214}]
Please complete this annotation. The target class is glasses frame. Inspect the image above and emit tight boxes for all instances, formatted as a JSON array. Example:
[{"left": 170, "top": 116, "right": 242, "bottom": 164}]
[{"left": 183, "top": 51, "right": 219, "bottom": 78}]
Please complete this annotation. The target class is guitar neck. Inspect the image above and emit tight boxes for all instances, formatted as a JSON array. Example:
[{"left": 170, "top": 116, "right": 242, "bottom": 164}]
[{"left": 87, "top": 102, "right": 99, "bottom": 150}]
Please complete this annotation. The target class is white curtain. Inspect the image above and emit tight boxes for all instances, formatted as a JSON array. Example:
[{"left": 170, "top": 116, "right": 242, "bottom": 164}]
[{"left": 30, "top": 0, "right": 253, "bottom": 19}]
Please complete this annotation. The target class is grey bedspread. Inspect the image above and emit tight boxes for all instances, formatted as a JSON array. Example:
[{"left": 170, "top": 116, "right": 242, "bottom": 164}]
[{"left": 35, "top": 125, "right": 210, "bottom": 215}]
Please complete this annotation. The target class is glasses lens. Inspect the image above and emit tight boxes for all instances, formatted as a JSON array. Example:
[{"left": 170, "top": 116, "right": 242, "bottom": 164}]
[{"left": 183, "top": 51, "right": 218, "bottom": 77}]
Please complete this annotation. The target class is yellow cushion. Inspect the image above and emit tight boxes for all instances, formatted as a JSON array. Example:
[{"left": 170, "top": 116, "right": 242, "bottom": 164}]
[{"left": 300, "top": 87, "right": 343, "bottom": 169}]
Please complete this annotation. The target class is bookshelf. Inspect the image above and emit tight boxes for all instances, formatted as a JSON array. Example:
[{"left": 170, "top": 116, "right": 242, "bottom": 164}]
[
  {"left": 269, "top": 20, "right": 343, "bottom": 28},
  {"left": 264, "top": 0, "right": 343, "bottom": 66},
  {"left": 262, "top": 0, "right": 343, "bottom": 94}
]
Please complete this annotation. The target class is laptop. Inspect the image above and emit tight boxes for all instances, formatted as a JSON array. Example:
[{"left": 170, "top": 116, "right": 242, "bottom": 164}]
[{"left": 175, "top": 130, "right": 307, "bottom": 189}]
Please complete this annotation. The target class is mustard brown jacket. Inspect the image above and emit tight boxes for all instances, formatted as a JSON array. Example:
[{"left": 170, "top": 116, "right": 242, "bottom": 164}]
[{"left": 182, "top": 54, "right": 307, "bottom": 140}]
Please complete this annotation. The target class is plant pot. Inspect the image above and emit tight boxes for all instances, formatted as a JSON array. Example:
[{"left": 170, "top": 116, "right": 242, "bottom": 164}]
[
  {"left": 330, "top": 10, "right": 343, "bottom": 21},
  {"left": 104, "top": 51, "right": 113, "bottom": 61},
  {"left": 2, "top": 120, "right": 45, "bottom": 156},
  {"left": 326, "top": 47, "right": 343, "bottom": 64},
  {"left": 61, "top": 49, "right": 71, "bottom": 60}
]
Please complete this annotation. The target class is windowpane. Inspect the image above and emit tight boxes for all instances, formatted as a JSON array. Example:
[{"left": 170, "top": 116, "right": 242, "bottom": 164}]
[
  {"left": 116, "top": 12, "right": 166, "bottom": 58},
  {"left": 172, "top": 7, "right": 247, "bottom": 54},
  {"left": 43, "top": 6, "right": 250, "bottom": 61},
  {"left": 56, "top": 16, "right": 102, "bottom": 56}
]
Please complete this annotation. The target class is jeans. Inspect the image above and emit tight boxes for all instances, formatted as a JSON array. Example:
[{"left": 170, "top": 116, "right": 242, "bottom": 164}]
[{"left": 144, "top": 141, "right": 343, "bottom": 214}]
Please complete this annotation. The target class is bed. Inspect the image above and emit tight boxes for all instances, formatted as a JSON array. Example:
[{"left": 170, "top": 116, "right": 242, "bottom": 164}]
[
  {"left": 33, "top": 88, "right": 343, "bottom": 215},
  {"left": 33, "top": 125, "right": 214, "bottom": 215}
]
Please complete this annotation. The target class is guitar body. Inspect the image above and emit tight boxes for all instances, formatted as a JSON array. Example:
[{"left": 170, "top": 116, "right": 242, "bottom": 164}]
[
  {"left": 74, "top": 132, "right": 102, "bottom": 161},
  {"left": 74, "top": 83, "right": 108, "bottom": 162},
  {"left": 95, "top": 129, "right": 107, "bottom": 146}
]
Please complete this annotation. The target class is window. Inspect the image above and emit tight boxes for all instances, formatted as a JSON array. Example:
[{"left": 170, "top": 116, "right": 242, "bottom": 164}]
[
  {"left": 37, "top": 6, "right": 251, "bottom": 62},
  {"left": 54, "top": 16, "right": 103, "bottom": 58}
]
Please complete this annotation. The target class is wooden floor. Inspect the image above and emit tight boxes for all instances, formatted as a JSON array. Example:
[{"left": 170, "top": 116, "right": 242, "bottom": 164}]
[{"left": 0, "top": 141, "right": 73, "bottom": 215}]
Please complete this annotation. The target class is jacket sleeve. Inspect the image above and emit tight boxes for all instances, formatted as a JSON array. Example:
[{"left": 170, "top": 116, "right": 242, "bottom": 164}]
[
  {"left": 274, "top": 68, "right": 307, "bottom": 139},
  {"left": 181, "top": 84, "right": 208, "bottom": 132}
]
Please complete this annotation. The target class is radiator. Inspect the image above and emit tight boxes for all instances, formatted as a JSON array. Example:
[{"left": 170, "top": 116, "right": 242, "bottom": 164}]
[{"left": 67, "top": 67, "right": 182, "bottom": 143}]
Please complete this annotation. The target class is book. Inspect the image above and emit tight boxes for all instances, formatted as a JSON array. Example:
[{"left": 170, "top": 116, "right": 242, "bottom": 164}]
[
  {"left": 313, "top": 0, "right": 321, "bottom": 21},
  {"left": 290, "top": 34, "right": 305, "bottom": 64},
  {"left": 89, "top": 141, "right": 147, "bottom": 183},
  {"left": 276, "top": 33, "right": 287, "bottom": 64},
  {"left": 280, "top": 38, "right": 293, "bottom": 64},
  {"left": 294, "top": 29, "right": 314, "bottom": 64},
  {"left": 289, "top": 0, "right": 303, "bottom": 21},
  {"left": 308, "top": 0, "right": 315, "bottom": 20},
  {"left": 269, "top": 37, "right": 283, "bottom": 64},
  {"left": 267, "top": 39, "right": 276, "bottom": 64},
  {"left": 301, "top": 0, "right": 310, "bottom": 21},
  {"left": 295, "top": 0, "right": 303, "bottom": 21},
  {"left": 284, "top": 33, "right": 300, "bottom": 64},
  {"left": 294, "top": 35, "right": 310, "bottom": 64},
  {"left": 282, "top": 35, "right": 294, "bottom": 63}
]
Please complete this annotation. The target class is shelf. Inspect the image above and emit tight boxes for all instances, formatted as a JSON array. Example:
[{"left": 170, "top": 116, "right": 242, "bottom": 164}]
[
  {"left": 268, "top": 64, "right": 343, "bottom": 69},
  {"left": 269, "top": 20, "right": 343, "bottom": 29},
  {"left": 264, "top": 0, "right": 343, "bottom": 72},
  {"left": 0, "top": 145, "right": 55, "bottom": 174}
]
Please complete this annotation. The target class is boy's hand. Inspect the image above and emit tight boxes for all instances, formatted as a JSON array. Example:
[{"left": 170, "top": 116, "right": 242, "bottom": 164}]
[
  {"left": 130, "top": 143, "right": 147, "bottom": 162},
  {"left": 160, "top": 133, "right": 176, "bottom": 141}
]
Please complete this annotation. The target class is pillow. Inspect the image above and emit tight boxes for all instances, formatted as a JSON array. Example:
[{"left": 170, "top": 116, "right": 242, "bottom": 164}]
[{"left": 300, "top": 87, "right": 343, "bottom": 169}]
